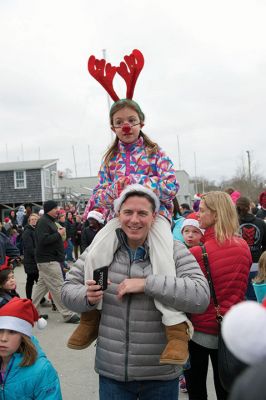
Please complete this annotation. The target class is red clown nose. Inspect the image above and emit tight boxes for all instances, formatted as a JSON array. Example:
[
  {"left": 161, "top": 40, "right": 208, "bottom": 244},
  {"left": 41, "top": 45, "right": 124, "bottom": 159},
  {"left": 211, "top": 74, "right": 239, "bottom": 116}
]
[{"left": 122, "top": 124, "right": 131, "bottom": 134}]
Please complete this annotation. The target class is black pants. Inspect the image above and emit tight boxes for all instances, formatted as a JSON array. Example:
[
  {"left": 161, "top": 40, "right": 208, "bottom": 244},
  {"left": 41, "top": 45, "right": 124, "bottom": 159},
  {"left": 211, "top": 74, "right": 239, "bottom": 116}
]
[
  {"left": 73, "top": 244, "right": 80, "bottom": 261},
  {"left": 25, "top": 272, "right": 39, "bottom": 300},
  {"left": 184, "top": 340, "right": 228, "bottom": 400}
]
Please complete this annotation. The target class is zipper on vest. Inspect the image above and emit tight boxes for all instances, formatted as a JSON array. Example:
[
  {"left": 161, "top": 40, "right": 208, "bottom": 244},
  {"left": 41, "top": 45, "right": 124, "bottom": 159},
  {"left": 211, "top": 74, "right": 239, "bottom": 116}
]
[{"left": 124, "top": 255, "right": 132, "bottom": 382}]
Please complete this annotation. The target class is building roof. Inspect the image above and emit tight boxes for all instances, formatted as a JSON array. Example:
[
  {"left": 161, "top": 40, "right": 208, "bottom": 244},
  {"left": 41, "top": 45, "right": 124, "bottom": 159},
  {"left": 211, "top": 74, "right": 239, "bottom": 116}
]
[
  {"left": 0, "top": 159, "right": 58, "bottom": 172},
  {"left": 57, "top": 170, "right": 193, "bottom": 200},
  {"left": 58, "top": 176, "right": 98, "bottom": 195}
]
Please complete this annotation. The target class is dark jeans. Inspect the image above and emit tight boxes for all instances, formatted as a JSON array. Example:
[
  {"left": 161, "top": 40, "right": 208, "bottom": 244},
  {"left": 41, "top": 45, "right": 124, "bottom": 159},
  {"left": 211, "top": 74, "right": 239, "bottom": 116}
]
[
  {"left": 73, "top": 244, "right": 80, "bottom": 260},
  {"left": 99, "top": 376, "right": 179, "bottom": 400},
  {"left": 65, "top": 239, "right": 74, "bottom": 261},
  {"left": 25, "top": 272, "right": 39, "bottom": 300},
  {"left": 184, "top": 340, "right": 228, "bottom": 400}
]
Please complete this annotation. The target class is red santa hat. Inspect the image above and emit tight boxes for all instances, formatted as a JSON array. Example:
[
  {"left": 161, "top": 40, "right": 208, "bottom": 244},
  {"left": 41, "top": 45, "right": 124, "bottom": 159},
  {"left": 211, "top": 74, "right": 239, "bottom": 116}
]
[
  {"left": 193, "top": 193, "right": 202, "bottom": 201},
  {"left": 0, "top": 298, "right": 47, "bottom": 337},
  {"left": 87, "top": 210, "right": 105, "bottom": 225},
  {"left": 222, "top": 299, "right": 266, "bottom": 365},
  {"left": 181, "top": 219, "right": 205, "bottom": 235}
]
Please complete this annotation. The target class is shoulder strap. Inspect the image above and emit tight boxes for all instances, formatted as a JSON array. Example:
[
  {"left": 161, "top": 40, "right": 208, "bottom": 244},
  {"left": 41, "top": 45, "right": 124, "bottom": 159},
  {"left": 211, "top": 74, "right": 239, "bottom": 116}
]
[{"left": 200, "top": 245, "right": 223, "bottom": 322}]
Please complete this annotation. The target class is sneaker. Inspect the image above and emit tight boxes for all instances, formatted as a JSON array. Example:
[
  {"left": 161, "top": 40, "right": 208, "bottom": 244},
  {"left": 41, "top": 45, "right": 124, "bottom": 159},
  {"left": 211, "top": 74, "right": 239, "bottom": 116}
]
[
  {"left": 65, "top": 315, "right": 80, "bottom": 324},
  {"left": 39, "top": 314, "right": 49, "bottom": 320},
  {"left": 179, "top": 375, "right": 187, "bottom": 393}
]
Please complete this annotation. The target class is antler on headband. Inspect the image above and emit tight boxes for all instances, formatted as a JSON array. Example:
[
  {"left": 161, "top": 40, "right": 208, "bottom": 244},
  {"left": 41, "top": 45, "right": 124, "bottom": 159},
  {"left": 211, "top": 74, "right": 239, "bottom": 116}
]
[
  {"left": 88, "top": 49, "right": 144, "bottom": 102},
  {"left": 117, "top": 49, "right": 144, "bottom": 100},
  {"left": 88, "top": 56, "right": 119, "bottom": 102}
]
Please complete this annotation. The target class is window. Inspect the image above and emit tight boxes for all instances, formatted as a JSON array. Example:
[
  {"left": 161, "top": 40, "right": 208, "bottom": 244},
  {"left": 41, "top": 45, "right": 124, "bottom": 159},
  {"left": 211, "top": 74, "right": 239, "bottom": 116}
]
[
  {"left": 45, "top": 169, "right": 51, "bottom": 187},
  {"left": 51, "top": 171, "right": 56, "bottom": 187},
  {"left": 14, "top": 170, "right": 26, "bottom": 189}
]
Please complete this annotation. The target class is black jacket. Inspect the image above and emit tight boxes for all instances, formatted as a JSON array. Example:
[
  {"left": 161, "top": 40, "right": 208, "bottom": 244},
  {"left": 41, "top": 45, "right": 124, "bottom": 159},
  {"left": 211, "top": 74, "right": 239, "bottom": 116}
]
[
  {"left": 22, "top": 224, "right": 38, "bottom": 274},
  {"left": 35, "top": 214, "right": 65, "bottom": 263},
  {"left": 72, "top": 222, "right": 82, "bottom": 246},
  {"left": 256, "top": 208, "right": 266, "bottom": 220},
  {"left": 65, "top": 219, "right": 75, "bottom": 240},
  {"left": 239, "top": 213, "right": 266, "bottom": 262},
  {"left": 80, "top": 227, "right": 97, "bottom": 254}
]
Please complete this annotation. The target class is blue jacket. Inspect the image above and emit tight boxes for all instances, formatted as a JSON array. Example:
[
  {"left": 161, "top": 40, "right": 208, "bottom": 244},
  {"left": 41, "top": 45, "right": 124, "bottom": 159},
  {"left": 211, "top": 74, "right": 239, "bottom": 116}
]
[
  {"left": 0, "top": 337, "right": 62, "bottom": 400},
  {"left": 172, "top": 215, "right": 185, "bottom": 243}
]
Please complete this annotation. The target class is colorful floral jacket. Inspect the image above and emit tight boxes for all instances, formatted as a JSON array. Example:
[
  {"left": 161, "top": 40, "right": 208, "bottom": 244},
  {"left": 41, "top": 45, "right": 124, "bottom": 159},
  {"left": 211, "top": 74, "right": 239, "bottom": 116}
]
[{"left": 85, "top": 136, "right": 179, "bottom": 221}]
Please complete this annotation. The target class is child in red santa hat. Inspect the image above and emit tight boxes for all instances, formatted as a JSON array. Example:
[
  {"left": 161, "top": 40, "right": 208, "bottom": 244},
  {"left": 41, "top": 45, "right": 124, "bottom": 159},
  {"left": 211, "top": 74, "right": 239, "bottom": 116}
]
[
  {"left": 181, "top": 216, "right": 205, "bottom": 248},
  {"left": 0, "top": 297, "right": 62, "bottom": 399}
]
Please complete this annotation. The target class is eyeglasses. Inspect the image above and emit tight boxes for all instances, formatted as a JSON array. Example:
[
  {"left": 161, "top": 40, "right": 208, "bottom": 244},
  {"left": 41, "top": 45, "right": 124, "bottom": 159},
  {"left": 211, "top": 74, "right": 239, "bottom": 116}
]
[{"left": 112, "top": 117, "right": 141, "bottom": 129}]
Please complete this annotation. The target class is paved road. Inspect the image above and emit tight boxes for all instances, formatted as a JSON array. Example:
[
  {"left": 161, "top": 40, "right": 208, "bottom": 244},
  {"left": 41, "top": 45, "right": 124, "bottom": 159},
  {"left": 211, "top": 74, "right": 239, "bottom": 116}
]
[{"left": 15, "top": 264, "right": 216, "bottom": 400}]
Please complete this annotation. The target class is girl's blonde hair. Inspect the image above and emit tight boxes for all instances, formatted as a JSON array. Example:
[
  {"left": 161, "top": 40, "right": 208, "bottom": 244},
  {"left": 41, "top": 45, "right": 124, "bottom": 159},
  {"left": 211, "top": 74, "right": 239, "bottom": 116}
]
[
  {"left": 103, "top": 99, "right": 159, "bottom": 166},
  {"left": 201, "top": 191, "right": 239, "bottom": 243},
  {"left": 17, "top": 334, "right": 37, "bottom": 367},
  {"left": 253, "top": 251, "right": 266, "bottom": 283}
]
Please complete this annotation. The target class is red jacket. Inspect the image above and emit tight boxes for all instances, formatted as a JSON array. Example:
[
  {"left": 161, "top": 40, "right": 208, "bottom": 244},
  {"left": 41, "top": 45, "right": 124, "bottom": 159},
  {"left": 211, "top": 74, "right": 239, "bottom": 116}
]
[{"left": 190, "top": 226, "right": 252, "bottom": 335}]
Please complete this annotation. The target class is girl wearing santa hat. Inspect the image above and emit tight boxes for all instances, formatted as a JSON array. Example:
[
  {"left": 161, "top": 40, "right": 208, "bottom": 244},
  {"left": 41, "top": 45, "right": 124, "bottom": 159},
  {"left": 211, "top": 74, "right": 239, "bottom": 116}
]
[{"left": 0, "top": 297, "right": 62, "bottom": 399}]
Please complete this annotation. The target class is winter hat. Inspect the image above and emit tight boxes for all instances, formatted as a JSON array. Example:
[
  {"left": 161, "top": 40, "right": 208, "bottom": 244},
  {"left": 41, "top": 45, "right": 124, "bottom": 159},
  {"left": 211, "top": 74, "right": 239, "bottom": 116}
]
[
  {"left": 230, "top": 190, "right": 241, "bottom": 204},
  {"left": 43, "top": 200, "right": 58, "bottom": 214},
  {"left": 222, "top": 299, "right": 266, "bottom": 366},
  {"left": 113, "top": 184, "right": 160, "bottom": 214},
  {"left": 181, "top": 217, "right": 205, "bottom": 235},
  {"left": 259, "top": 190, "right": 266, "bottom": 208},
  {"left": 87, "top": 211, "right": 105, "bottom": 225},
  {"left": 0, "top": 297, "right": 47, "bottom": 337},
  {"left": 58, "top": 209, "right": 66, "bottom": 217},
  {"left": 4, "top": 217, "right": 10, "bottom": 223}
]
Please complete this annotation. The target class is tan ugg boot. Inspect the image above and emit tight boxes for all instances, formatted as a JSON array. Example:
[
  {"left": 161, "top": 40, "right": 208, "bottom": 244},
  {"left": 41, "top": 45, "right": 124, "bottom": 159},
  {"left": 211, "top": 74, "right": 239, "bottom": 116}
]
[
  {"left": 159, "top": 322, "right": 190, "bottom": 365},
  {"left": 67, "top": 310, "right": 100, "bottom": 350}
]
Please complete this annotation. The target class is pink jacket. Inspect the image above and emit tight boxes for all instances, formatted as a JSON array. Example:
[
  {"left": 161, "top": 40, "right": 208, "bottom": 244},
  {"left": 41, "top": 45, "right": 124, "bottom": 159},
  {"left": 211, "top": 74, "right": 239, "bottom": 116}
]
[{"left": 84, "top": 136, "right": 179, "bottom": 221}]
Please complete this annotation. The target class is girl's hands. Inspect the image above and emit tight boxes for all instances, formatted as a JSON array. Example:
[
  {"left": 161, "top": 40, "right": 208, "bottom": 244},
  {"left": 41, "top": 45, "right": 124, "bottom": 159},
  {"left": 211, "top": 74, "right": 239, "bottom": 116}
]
[{"left": 114, "top": 176, "right": 133, "bottom": 197}]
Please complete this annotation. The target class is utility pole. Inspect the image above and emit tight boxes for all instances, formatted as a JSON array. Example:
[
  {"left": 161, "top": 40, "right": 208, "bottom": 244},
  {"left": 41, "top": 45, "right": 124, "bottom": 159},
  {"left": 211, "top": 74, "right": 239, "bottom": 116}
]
[
  {"left": 88, "top": 145, "right": 92, "bottom": 176},
  {"left": 194, "top": 152, "right": 198, "bottom": 193},
  {"left": 176, "top": 135, "right": 181, "bottom": 170},
  {"left": 246, "top": 150, "right": 251, "bottom": 184},
  {"left": 72, "top": 145, "right": 78, "bottom": 177},
  {"left": 21, "top": 144, "right": 24, "bottom": 161},
  {"left": 102, "top": 49, "right": 113, "bottom": 144}
]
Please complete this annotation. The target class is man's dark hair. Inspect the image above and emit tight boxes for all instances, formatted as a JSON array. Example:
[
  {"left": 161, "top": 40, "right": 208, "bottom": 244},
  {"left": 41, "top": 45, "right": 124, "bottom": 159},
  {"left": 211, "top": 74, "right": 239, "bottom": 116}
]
[
  {"left": 173, "top": 197, "right": 182, "bottom": 217},
  {"left": 236, "top": 197, "right": 250, "bottom": 218},
  {"left": 121, "top": 191, "right": 156, "bottom": 212},
  {"left": 180, "top": 203, "right": 191, "bottom": 211}
]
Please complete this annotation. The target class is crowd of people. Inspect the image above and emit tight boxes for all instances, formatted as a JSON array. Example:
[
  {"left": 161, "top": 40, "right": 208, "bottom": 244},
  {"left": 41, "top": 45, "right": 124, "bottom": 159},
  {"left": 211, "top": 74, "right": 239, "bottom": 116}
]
[{"left": 0, "top": 47, "right": 266, "bottom": 399}]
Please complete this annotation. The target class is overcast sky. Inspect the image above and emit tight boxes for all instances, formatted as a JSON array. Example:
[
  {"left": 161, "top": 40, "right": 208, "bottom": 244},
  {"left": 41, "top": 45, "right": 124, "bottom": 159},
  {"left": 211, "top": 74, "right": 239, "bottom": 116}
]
[{"left": 0, "top": 0, "right": 265, "bottom": 183}]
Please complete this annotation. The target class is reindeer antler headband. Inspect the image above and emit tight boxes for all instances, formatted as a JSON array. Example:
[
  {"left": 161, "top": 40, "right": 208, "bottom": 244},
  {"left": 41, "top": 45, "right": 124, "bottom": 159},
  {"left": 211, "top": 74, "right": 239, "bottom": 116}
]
[{"left": 88, "top": 49, "right": 144, "bottom": 102}]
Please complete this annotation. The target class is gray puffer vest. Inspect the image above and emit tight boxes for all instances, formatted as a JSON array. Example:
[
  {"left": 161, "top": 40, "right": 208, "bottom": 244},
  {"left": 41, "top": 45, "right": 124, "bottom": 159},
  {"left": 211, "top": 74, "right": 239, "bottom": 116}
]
[{"left": 62, "top": 238, "right": 210, "bottom": 382}]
